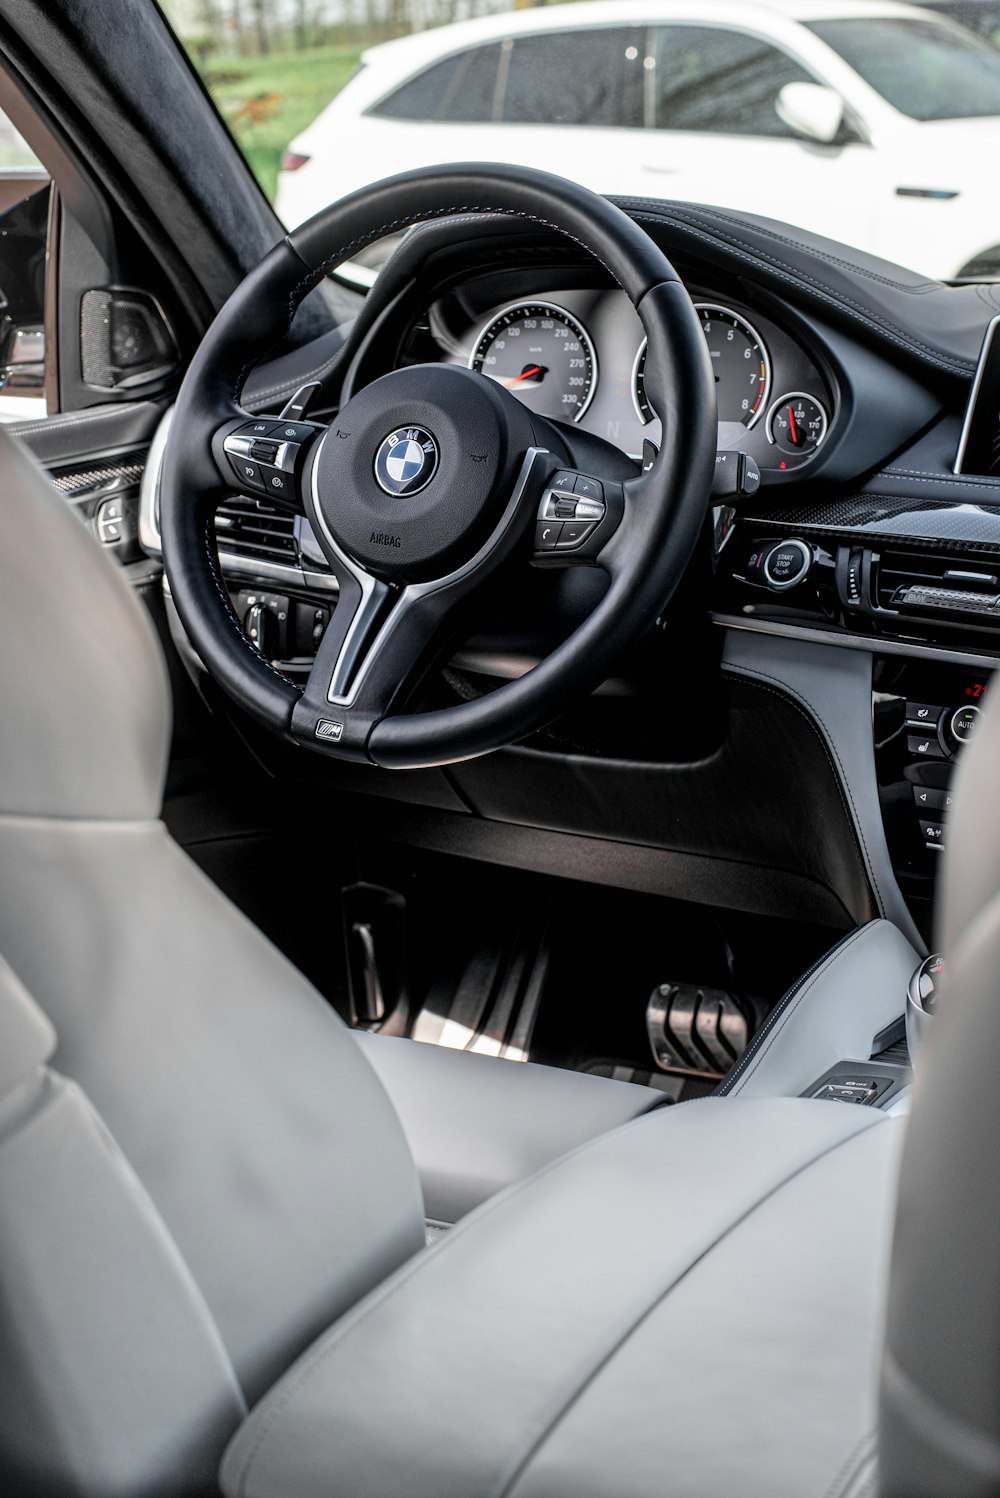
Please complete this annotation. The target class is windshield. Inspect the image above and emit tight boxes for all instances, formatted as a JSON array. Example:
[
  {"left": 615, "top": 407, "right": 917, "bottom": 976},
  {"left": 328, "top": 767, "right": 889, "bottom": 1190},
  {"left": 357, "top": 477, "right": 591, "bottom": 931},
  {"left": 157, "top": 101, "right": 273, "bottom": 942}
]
[
  {"left": 808, "top": 15, "right": 1000, "bottom": 119},
  {"left": 159, "top": 1, "right": 1000, "bottom": 283}
]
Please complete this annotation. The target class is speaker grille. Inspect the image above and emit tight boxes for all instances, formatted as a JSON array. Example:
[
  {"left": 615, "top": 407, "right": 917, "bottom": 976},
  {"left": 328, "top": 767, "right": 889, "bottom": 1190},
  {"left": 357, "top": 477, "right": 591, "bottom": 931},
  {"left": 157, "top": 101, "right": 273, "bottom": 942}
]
[{"left": 80, "top": 288, "right": 178, "bottom": 390}]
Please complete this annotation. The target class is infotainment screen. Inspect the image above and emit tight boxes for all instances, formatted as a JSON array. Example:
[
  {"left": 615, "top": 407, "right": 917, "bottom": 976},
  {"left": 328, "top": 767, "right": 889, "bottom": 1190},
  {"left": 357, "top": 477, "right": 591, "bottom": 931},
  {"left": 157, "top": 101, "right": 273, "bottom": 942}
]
[{"left": 956, "top": 314, "right": 1000, "bottom": 476}]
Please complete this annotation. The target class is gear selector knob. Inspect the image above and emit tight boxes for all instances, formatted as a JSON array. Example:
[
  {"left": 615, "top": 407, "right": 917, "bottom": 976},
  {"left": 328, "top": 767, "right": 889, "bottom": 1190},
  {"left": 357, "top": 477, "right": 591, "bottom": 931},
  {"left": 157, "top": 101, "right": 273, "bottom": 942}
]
[{"left": 907, "top": 953, "right": 944, "bottom": 1062}]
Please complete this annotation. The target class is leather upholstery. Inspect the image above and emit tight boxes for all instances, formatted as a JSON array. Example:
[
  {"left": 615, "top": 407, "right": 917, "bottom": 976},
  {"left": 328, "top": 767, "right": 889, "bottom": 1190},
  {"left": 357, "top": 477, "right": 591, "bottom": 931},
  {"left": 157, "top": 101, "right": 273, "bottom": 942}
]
[
  {"left": 0, "top": 425, "right": 672, "bottom": 1489},
  {"left": 0, "top": 424, "right": 427, "bottom": 1424},
  {"left": 721, "top": 918, "right": 920, "bottom": 1100},
  {"left": 221, "top": 1098, "right": 902, "bottom": 1498},
  {"left": 0, "top": 957, "right": 246, "bottom": 1497},
  {"left": 880, "top": 676, "right": 1000, "bottom": 1495},
  {"left": 354, "top": 1032, "right": 665, "bottom": 1222}
]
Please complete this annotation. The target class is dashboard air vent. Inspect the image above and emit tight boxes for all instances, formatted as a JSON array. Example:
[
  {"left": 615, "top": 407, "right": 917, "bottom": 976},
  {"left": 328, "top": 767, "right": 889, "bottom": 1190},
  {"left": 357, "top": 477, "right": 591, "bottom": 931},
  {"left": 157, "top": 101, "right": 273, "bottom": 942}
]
[
  {"left": 875, "top": 547, "right": 1000, "bottom": 619},
  {"left": 215, "top": 496, "right": 297, "bottom": 564}
]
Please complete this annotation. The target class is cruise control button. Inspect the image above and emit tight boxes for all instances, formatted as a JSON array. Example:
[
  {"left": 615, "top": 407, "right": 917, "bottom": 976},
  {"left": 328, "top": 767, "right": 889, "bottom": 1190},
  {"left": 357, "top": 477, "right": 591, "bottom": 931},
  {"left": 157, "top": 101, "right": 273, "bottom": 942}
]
[
  {"left": 907, "top": 734, "right": 947, "bottom": 760},
  {"left": 919, "top": 819, "right": 946, "bottom": 848},
  {"left": 905, "top": 702, "right": 941, "bottom": 727},
  {"left": 268, "top": 420, "right": 316, "bottom": 444},
  {"left": 238, "top": 419, "right": 278, "bottom": 438},
  {"left": 573, "top": 474, "right": 604, "bottom": 502},
  {"left": 535, "top": 520, "right": 563, "bottom": 551},
  {"left": 950, "top": 705, "right": 982, "bottom": 743},
  {"left": 557, "top": 519, "right": 596, "bottom": 549},
  {"left": 912, "top": 785, "right": 952, "bottom": 812},
  {"left": 227, "top": 455, "right": 265, "bottom": 493}
]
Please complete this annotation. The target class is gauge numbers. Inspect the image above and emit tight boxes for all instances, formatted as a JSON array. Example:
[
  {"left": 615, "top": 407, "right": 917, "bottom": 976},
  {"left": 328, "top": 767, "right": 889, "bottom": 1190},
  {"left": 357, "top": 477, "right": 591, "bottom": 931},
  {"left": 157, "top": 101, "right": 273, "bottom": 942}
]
[
  {"left": 697, "top": 304, "right": 770, "bottom": 428},
  {"left": 632, "top": 304, "right": 771, "bottom": 430},
  {"left": 470, "top": 301, "right": 596, "bottom": 423},
  {"left": 767, "top": 392, "right": 828, "bottom": 455}
]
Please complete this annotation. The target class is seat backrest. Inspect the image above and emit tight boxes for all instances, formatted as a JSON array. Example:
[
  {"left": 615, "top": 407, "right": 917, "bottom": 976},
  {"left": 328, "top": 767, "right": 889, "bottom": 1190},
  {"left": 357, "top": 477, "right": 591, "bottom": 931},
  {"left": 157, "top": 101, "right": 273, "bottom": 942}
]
[
  {"left": 880, "top": 679, "right": 1000, "bottom": 1495},
  {"left": 0, "top": 428, "right": 425, "bottom": 1449},
  {"left": 0, "top": 954, "right": 248, "bottom": 1495}
]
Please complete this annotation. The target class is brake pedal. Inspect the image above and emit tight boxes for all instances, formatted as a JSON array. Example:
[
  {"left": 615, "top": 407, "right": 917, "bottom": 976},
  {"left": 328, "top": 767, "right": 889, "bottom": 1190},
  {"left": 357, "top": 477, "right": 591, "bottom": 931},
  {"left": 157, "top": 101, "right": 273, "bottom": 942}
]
[{"left": 646, "top": 982, "right": 750, "bottom": 1079}]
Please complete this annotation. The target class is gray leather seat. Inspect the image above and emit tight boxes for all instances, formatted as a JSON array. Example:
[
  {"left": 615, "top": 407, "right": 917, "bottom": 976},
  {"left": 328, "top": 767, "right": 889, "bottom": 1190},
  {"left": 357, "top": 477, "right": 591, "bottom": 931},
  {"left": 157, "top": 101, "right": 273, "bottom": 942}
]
[
  {"left": 0, "top": 417, "right": 979, "bottom": 1498},
  {"left": 0, "top": 427, "right": 662, "bottom": 1490}
]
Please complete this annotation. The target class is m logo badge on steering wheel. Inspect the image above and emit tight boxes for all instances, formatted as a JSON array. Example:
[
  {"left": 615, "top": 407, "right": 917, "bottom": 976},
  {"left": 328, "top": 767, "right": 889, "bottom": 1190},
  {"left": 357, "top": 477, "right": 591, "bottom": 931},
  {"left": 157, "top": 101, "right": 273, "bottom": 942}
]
[{"left": 374, "top": 427, "right": 439, "bottom": 496}]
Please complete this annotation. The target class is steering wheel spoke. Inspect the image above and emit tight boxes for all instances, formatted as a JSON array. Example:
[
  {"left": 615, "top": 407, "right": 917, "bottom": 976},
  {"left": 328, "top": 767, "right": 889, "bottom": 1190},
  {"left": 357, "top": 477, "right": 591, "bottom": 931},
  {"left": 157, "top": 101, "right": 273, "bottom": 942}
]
[
  {"left": 293, "top": 444, "right": 552, "bottom": 760},
  {"left": 213, "top": 413, "right": 324, "bottom": 516}
]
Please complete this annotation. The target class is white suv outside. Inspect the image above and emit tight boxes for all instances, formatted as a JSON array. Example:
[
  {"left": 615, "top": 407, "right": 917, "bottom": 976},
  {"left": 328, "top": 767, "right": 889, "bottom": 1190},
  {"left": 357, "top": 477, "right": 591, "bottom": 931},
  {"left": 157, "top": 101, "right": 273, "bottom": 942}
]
[{"left": 276, "top": 0, "right": 1000, "bottom": 282}]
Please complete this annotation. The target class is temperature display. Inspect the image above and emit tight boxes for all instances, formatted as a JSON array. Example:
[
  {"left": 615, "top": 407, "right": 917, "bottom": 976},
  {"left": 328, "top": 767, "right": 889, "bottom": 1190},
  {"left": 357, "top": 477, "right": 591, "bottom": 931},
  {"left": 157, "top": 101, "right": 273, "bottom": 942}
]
[{"left": 767, "top": 392, "right": 828, "bottom": 456}]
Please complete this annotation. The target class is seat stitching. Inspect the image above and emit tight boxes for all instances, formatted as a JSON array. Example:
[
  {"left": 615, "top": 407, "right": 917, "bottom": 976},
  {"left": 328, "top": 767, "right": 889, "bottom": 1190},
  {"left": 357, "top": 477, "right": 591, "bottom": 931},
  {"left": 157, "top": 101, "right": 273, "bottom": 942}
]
[
  {"left": 724, "top": 921, "right": 880, "bottom": 1095},
  {"left": 494, "top": 1121, "right": 887, "bottom": 1498},
  {"left": 823, "top": 1431, "right": 878, "bottom": 1498}
]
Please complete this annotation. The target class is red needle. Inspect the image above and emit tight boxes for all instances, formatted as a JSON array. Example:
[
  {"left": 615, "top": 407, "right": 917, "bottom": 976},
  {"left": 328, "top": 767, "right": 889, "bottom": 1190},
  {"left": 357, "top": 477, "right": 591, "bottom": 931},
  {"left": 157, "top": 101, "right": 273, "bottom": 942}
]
[
  {"left": 505, "top": 366, "right": 541, "bottom": 388},
  {"left": 787, "top": 404, "right": 799, "bottom": 445}
]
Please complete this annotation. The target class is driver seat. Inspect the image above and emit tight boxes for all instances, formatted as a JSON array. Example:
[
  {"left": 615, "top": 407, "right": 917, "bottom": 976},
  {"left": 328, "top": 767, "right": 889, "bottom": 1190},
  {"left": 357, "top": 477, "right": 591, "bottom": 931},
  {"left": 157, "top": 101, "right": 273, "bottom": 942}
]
[
  {"left": 0, "top": 422, "right": 923, "bottom": 1497},
  {"left": 0, "top": 424, "right": 663, "bottom": 1486}
]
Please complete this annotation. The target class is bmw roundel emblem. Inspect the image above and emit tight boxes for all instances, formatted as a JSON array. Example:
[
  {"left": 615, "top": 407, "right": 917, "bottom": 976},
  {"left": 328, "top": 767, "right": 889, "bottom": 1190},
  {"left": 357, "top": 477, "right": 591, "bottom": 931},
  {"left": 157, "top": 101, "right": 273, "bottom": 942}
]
[{"left": 373, "top": 426, "right": 439, "bottom": 496}]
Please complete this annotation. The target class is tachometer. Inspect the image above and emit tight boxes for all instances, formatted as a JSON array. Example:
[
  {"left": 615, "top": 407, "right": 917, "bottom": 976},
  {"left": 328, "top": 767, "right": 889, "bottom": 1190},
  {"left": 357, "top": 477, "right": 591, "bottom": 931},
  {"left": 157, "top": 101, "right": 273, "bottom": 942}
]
[
  {"left": 470, "top": 301, "right": 597, "bottom": 423},
  {"left": 632, "top": 304, "right": 771, "bottom": 429},
  {"left": 696, "top": 304, "right": 770, "bottom": 428}
]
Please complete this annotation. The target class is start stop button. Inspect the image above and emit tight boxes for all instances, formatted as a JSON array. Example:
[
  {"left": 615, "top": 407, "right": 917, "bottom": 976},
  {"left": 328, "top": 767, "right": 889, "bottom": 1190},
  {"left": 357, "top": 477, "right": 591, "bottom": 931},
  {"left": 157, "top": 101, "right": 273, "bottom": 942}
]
[{"left": 763, "top": 538, "right": 812, "bottom": 591}]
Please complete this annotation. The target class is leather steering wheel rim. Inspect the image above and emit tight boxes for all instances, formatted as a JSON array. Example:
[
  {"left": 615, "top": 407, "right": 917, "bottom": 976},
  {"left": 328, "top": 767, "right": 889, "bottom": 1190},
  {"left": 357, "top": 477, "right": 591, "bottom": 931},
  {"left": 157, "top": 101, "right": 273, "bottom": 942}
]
[{"left": 159, "top": 163, "right": 717, "bottom": 770}]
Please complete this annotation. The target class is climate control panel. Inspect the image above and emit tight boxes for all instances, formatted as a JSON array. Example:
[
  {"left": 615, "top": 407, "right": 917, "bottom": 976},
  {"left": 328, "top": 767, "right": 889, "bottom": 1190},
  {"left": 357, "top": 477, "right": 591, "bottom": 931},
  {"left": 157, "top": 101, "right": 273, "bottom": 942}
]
[{"left": 874, "top": 660, "right": 990, "bottom": 934}]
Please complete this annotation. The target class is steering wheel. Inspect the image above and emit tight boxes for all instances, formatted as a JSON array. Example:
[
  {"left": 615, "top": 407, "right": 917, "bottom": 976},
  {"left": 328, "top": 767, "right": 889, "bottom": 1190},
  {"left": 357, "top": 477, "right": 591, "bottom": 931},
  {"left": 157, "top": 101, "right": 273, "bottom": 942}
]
[{"left": 159, "top": 164, "right": 717, "bottom": 770}]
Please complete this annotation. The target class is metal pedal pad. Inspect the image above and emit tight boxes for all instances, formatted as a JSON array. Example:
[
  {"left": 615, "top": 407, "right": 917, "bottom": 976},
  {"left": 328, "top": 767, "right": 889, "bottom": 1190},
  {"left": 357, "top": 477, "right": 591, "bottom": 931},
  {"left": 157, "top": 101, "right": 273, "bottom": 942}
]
[{"left": 646, "top": 982, "right": 750, "bottom": 1078}]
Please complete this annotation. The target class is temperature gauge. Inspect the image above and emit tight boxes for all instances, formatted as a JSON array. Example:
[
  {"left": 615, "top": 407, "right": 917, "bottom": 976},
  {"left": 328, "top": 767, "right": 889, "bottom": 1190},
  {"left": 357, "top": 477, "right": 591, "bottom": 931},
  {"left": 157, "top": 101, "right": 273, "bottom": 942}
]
[{"left": 767, "top": 392, "right": 828, "bottom": 456}]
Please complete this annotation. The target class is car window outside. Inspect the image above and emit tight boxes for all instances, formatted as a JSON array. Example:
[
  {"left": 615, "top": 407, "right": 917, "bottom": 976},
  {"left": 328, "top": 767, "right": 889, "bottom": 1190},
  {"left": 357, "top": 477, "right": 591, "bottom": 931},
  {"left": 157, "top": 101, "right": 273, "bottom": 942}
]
[
  {"left": 501, "top": 29, "right": 645, "bottom": 127},
  {"left": 807, "top": 15, "right": 1000, "bottom": 118},
  {"left": 158, "top": 0, "right": 1000, "bottom": 283},
  {"left": 654, "top": 26, "right": 814, "bottom": 136}
]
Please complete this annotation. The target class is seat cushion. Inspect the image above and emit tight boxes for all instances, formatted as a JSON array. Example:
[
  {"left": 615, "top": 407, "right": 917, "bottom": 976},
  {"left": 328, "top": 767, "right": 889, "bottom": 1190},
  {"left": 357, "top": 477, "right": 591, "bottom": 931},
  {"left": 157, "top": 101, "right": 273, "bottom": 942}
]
[
  {"left": 221, "top": 1096, "right": 902, "bottom": 1498},
  {"left": 353, "top": 1031, "right": 666, "bottom": 1223}
]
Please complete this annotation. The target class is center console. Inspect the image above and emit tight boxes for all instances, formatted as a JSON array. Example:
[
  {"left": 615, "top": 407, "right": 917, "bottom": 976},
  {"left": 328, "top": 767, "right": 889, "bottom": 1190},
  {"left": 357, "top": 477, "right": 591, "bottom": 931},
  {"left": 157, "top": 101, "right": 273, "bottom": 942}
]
[{"left": 714, "top": 483, "right": 1000, "bottom": 937}]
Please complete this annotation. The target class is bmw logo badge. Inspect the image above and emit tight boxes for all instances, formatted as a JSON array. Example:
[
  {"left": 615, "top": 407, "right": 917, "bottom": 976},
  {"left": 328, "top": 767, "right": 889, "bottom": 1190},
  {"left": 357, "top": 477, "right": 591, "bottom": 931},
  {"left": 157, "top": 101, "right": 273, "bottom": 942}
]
[{"left": 374, "top": 426, "right": 439, "bottom": 496}]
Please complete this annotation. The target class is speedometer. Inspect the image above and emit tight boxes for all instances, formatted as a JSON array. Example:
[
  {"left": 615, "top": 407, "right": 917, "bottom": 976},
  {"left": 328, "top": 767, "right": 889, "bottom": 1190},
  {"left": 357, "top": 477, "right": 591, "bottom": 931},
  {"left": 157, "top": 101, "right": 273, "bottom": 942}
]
[{"left": 470, "top": 301, "right": 597, "bottom": 423}]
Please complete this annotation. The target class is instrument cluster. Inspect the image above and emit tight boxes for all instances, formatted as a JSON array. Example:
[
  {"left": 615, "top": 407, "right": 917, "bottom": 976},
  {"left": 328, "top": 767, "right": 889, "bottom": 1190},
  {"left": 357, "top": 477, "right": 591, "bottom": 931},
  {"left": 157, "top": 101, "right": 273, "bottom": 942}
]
[{"left": 423, "top": 283, "right": 834, "bottom": 472}]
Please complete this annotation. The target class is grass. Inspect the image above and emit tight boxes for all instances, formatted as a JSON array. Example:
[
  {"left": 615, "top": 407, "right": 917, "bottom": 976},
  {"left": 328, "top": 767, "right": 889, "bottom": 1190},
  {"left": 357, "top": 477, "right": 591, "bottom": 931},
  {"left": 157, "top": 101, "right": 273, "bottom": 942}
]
[{"left": 202, "top": 44, "right": 364, "bottom": 203}]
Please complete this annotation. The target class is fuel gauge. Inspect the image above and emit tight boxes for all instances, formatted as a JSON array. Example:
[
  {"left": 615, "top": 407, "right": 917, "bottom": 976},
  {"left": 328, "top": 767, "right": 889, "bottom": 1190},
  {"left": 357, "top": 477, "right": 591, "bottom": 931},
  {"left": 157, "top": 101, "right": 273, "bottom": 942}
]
[{"left": 767, "top": 393, "right": 828, "bottom": 456}]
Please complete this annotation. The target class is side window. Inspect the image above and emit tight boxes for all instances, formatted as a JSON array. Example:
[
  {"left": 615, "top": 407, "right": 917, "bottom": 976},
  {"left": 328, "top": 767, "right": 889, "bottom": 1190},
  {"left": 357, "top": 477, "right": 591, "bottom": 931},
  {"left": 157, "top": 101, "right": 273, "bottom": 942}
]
[
  {"left": 0, "top": 103, "right": 49, "bottom": 420},
  {"left": 501, "top": 29, "right": 645, "bottom": 128},
  {"left": 654, "top": 26, "right": 814, "bottom": 136},
  {"left": 369, "top": 44, "right": 502, "bottom": 124}
]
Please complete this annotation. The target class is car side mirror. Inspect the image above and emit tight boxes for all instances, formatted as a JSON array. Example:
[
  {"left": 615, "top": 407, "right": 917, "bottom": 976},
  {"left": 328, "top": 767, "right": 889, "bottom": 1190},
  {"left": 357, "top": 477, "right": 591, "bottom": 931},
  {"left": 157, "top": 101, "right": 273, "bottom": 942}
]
[{"left": 775, "top": 82, "right": 845, "bottom": 145}]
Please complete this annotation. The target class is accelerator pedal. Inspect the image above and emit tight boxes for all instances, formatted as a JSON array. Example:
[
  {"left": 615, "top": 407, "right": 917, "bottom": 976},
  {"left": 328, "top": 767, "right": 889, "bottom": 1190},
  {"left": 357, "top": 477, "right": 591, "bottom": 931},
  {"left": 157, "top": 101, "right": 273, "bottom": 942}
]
[{"left": 646, "top": 982, "right": 751, "bottom": 1080}]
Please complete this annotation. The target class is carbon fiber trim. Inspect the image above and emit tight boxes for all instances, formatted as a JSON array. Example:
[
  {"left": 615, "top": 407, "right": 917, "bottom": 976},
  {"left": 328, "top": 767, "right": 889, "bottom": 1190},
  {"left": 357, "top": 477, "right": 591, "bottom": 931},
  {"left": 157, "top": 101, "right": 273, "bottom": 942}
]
[{"left": 742, "top": 493, "right": 1000, "bottom": 552}]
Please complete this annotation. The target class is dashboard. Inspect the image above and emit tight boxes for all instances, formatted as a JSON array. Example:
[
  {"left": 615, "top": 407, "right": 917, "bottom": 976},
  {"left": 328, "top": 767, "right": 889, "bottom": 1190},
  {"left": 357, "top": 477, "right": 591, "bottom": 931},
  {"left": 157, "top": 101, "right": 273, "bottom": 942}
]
[
  {"left": 132, "top": 199, "right": 1000, "bottom": 943},
  {"left": 393, "top": 281, "right": 835, "bottom": 473}
]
